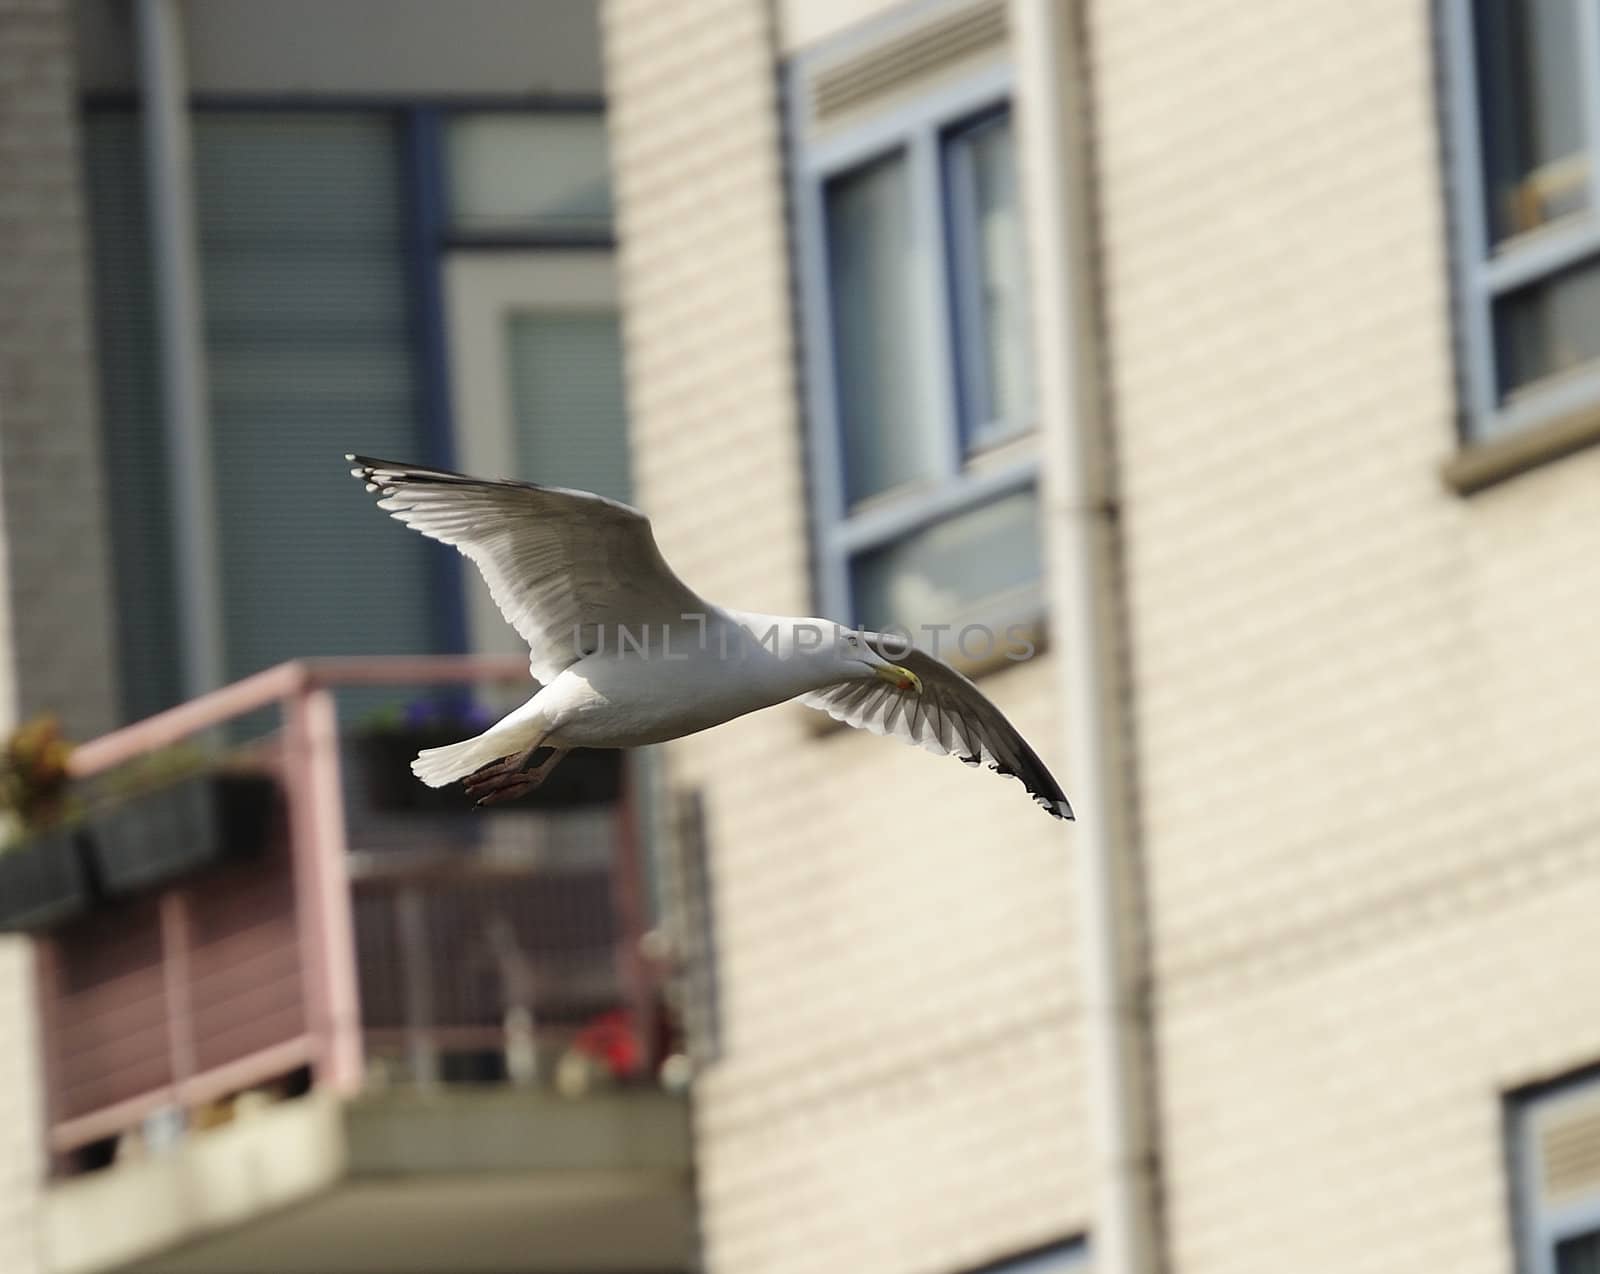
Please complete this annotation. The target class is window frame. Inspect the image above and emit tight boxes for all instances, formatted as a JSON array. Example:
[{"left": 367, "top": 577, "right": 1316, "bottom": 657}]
[
  {"left": 441, "top": 251, "right": 623, "bottom": 658},
  {"left": 788, "top": 57, "right": 1041, "bottom": 632},
  {"left": 80, "top": 93, "right": 611, "bottom": 714},
  {"left": 1443, "top": 0, "right": 1600, "bottom": 444},
  {"left": 1508, "top": 1068, "right": 1600, "bottom": 1274}
]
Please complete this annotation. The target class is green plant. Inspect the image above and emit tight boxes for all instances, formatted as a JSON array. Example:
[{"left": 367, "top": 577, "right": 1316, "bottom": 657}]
[
  {"left": 0, "top": 715, "right": 77, "bottom": 849},
  {"left": 94, "top": 741, "right": 213, "bottom": 802}
]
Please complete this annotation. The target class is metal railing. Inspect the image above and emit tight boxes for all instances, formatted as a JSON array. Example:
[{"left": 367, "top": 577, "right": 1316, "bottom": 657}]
[{"left": 38, "top": 656, "right": 663, "bottom": 1171}]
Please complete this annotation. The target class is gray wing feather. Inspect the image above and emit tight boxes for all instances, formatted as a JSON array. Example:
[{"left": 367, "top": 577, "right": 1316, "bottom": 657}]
[
  {"left": 800, "top": 640, "right": 1074, "bottom": 821},
  {"left": 348, "top": 455, "right": 705, "bottom": 683}
]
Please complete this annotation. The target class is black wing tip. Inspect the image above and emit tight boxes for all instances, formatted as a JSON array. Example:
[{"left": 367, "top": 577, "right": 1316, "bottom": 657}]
[
  {"left": 346, "top": 455, "right": 392, "bottom": 485},
  {"left": 985, "top": 756, "right": 1073, "bottom": 822},
  {"left": 1038, "top": 793, "right": 1076, "bottom": 821},
  {"left": 345, "top": 455, "right": 507, "bottom": 505},
  {"left": 1041, "top": 785, "right": 1076, "bottom": 821},
  {"left": 346, "top": 454, "right": 457, "bottom": 483},
  {"left": 342, "top": 453, "right": 650, "bottom": 526}
]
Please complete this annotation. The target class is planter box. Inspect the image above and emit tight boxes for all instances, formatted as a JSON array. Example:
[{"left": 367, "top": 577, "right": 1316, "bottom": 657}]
[
  {"left": 358, "top": 731, "right": 623, "bottom": 812},
  {"left": 358, "top": 727, "right": 470, "bottom": 814},
  {"left": 535, "top": 748, "right": 624, "bottom": 808},
  {"left": 87, "top": 772, "right": 280, "bottom": 896},
  {"left": 0, "top": 827, "right": 91, "bottom": 932}
]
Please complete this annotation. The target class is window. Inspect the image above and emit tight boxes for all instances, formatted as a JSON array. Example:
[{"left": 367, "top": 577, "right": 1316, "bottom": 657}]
[
  {"left": 437, "top": 106, "right": 627, "bottom": 661},
  {"left": 1445, "top": 0, "right": 1600, "bottom": 442},
  {"left": 968, "top": 1239, "right": 1089, "bottom": 1274},
  {"left": 507, "top": 312, "right": 631, "bottom": 503},
  {"left": 444, "top": 111, "right": 613, "bottom": 242},
  {"left": 85, "top": 111, "right": 438, "bottom": 721},
  {"left": 1509, "top": 1069, "right": 1600, "bottom": 1274},
  {"left": 439, "top": 235, "right": 627, "bottom": 660},
  {"left": 791, "top": 34, "right": 1040, "bottom": 643},
  {"left": 82, "top": 102, "right": 618, "bottom": 721}
]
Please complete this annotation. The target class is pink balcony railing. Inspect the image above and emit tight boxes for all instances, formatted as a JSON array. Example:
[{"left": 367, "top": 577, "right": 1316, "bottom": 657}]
[{"left": 36, "top": 657, "right": 663, "bottom": 1173}]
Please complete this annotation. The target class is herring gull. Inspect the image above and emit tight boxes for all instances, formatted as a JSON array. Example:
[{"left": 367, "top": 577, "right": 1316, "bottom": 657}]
[{"left": 347, "top": 456, "right": 1073, "bottom": 820}]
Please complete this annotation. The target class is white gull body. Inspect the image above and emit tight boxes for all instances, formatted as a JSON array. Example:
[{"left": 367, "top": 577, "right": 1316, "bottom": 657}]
[{"left": 471, "top": 610, "right": 875, "bottom": 752}]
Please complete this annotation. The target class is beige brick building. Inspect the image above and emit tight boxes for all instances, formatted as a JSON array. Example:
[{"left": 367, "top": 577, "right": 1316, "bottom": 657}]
[
  {"left": 0, "top": 1, "right": 1596, "bottom": 1273},
  {"left": 601, "top": 2, "right": 1600, "bottom": 1274}
]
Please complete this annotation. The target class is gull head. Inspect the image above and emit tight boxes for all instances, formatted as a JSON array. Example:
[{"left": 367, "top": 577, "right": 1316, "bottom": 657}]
[{"left": 835, "top": 629, "right": 922, "bottom": 694}]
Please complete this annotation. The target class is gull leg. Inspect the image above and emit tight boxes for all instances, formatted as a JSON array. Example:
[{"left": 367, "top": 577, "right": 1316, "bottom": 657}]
[
  {"left": 466, "top": 744, "right": 571, "bottom": 807},
  {"left": 463, "top": 749, "right": 534, "bottom": 793},
  {"left": 462, "top": 736, "right": 546, "bottom": 799}
]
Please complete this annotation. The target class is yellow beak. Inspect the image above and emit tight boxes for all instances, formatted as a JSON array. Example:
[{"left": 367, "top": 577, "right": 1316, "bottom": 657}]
[{"left": 875, "top": 663, "right": 922, "bottom": 694}]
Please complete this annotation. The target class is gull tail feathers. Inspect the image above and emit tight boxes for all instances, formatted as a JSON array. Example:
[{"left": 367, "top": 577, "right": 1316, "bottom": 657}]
[{"left": 412, "top": 734, "right": 518, "bottom": 788}]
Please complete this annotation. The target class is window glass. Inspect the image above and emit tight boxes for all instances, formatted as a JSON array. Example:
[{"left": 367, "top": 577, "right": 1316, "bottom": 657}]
[
  {"left": 507, "top": 312, "right": 631, "bottom": 503},
  {"left": 84, "top": 111, "right": 439, "bottom": 722},
  {"left": 946, "top": 109, "right": 1031, "bottom": 445},
  {"left": 1493, "top": 255, "right": 1600, "bottom": 395},
  {"left": 850, "top": 488, "right": 1041, "bottom": 635},
  {"left": 1474, "top": 0, "right": 1589, "bottom": 241},
  {"left": 196, "top": 115, "right": 439, "bottom": 689},
  {"left": 979, "top": 1247, "right": 1089, "bottom": 1274},
  {"left": 825, "top": 150, "right": 944, "bottom": 504},
  {"left": 1557, "top": 1229, "right": 1600, "bottom": 1274},
  {"left": 446, "top": 113, "right": 612, "bottom": 237}
]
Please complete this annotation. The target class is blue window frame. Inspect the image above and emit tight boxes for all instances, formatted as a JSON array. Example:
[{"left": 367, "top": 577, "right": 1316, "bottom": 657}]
[
  {"left": 790, "top": 57, "right": 1042, "bottom": 641},
  {"left": 1444, "top": 0, "right": 1600, "bottom": 443},
  {"left": 1508, "top": 1068, "right": 1600, "bottom": 1274}
]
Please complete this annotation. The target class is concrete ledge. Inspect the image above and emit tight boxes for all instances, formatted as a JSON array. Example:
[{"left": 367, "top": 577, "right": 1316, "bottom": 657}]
[
  {"left": 128, "top": 1171, "right": 694, "bottom": 1274},
  {"left": 42, "top": 1090, "right": 345, "bottom": 1274},
  {"left": 1442, "top": 403, "right": 1600, "bottom": 494},
  {"left": 345, "top": 1087, "right": 692, "bottom": 1176}
]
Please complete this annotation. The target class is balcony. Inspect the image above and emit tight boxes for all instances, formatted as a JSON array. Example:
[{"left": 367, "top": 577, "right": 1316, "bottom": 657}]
[{"left": 15, "top": 658, "right": 694, "bottom": 1274}]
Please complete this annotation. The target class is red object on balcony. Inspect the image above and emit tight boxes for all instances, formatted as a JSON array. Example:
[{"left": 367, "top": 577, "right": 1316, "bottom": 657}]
[{"left": 571, "top": 1009, "right": 642, "bottom": 1077}]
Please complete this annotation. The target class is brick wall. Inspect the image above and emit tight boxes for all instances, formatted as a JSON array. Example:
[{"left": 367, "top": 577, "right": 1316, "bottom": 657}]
[
  {"left": 0, "top": 3, "right": 120, "bottom": 1270},
  {"left": 0, "top": 938, "right": 42, "bottom": 1274},
  {"left": 0, "top": 0, "right": 120, "bottom": 744},
  {"left": 607, "top": 0, "right": 1600, "bottom": 1271},
  {"left": 1088, "top": 0, "right": 1600, "bottom": 1269},
  {"left": 601, "top": 2, "right": 1090, "bottom": 1272}
]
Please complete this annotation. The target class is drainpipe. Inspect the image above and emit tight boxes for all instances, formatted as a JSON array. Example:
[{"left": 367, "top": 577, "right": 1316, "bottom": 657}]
[
  {"left": 1009, "top": 1, "right": 1162, "bottom": 1272},
  {"left": 136, "top": 0, "right": 226, "bottom": 700}
]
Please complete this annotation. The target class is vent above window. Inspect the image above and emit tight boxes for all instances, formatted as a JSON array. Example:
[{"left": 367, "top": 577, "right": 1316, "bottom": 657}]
[
  {"left": 808, "top": 0, "right": 1007, "bottom": 129},
  {"left": 1541, "top": 1088, "right": 1600, "bottom": 1202}
]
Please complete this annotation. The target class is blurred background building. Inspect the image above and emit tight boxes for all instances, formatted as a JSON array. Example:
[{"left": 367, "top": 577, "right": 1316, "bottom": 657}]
[{"left": 0, "top": 1, "right": 1597, "bottom": 1274}]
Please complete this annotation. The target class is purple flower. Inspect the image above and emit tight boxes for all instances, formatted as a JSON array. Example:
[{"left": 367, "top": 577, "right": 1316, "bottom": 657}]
[{"left": 400, "top": 695, "right": 494, "bottom": 732}]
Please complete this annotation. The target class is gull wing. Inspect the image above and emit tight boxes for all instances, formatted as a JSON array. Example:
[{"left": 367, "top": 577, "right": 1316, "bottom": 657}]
[
  {"left": 799, "top": 640, "right": 1074, "bottom": 821},
  {"left": 348, "top": 455, "right": 706, "bottom": 683}
]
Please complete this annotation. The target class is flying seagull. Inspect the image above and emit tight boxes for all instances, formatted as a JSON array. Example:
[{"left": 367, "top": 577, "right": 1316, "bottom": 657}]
[{"left": 346, "top": 456, "right": 1073, "bottom": 820}]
